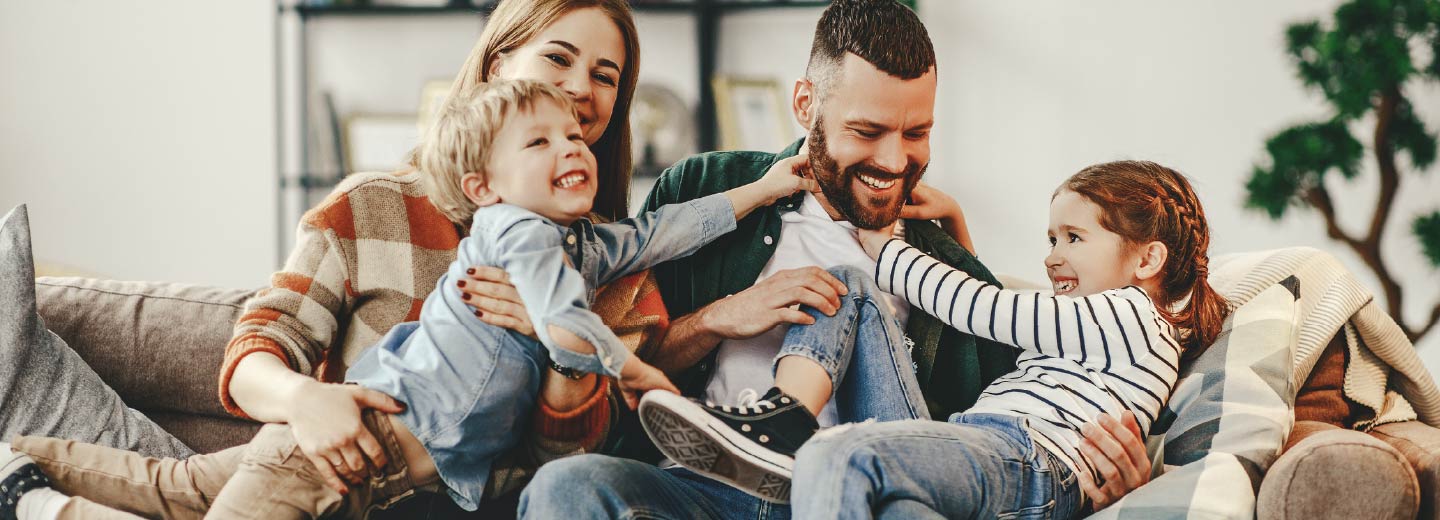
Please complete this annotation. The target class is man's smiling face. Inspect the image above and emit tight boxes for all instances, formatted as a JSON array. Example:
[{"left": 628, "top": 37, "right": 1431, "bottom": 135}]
[{"left": 805, "top": 54, "right": 937, "bottom": 230}]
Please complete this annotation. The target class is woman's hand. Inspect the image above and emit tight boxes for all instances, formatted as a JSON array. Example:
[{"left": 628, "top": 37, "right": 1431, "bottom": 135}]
[
  {"left": 458, "top": 266, "right": 536, "bottom": 340},
  {"left": 900, "top": 182, "right": 975, "bottom": 254},
  {"left": 1076, "top": 411, "right": 1153, "bottom": 511},
  {"left": 283, "top": 381, "right": 406, "bottom": 494}
]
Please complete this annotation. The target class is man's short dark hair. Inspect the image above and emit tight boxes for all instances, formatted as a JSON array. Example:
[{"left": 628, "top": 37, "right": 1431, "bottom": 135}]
[{"left": 807, "top": 0, "right": 936, "bottom": 102}]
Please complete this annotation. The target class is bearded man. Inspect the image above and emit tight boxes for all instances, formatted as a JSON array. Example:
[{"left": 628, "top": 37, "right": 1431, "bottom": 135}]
[{"left": 519, "top": 1, "right": 1150, "bottom": 518}]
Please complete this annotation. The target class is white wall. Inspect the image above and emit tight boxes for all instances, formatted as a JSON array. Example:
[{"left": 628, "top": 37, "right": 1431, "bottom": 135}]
[
  {"left": 0, "top": 1, "right": 276, "bottom": 288},
  {"left": 921, "top": 0, "right": 1440, "bottom": 366},
  {"left": 5, "top": 1, "right": 1437, "bottom": 370}
]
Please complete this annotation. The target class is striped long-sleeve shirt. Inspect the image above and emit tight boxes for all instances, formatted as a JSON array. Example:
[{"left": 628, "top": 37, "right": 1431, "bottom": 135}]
[{"left": 875, "top": 239, "right": 1181, "bottom": 482}]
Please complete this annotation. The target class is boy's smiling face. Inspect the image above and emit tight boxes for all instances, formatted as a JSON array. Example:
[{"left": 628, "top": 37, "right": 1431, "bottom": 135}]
[{"left": 476, "top": 100, "right": 598, "bottom": 225}]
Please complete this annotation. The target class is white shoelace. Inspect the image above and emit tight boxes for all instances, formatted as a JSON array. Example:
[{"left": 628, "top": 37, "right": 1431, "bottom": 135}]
[
  {"left": 736, "top": 387, "right": 761, "bottom": 409},
  {"left": 711, "top": 387, "right": 776, "bottom": 415}
]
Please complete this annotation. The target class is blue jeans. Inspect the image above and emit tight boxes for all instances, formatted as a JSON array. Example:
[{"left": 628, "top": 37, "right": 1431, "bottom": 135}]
[
  {"left": 791, "top": 413, "right": 1082, "bottom": 520},
  {"left": 518, "top": 455, "right": 791, "bottom": 519},
  {"left": 778, "top": 265, "right": 929, "bottom": 423},
  {"left": 345, "top": 312, "right": 547, "bottom": 511}
]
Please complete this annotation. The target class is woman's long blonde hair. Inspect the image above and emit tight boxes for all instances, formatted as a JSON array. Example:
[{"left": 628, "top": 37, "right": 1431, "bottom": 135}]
[{"left": 442, "top": 0, "right": 639, "bottom": 222}]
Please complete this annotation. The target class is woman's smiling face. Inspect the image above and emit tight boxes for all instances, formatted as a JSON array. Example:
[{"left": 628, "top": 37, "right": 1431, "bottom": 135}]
[{"left": 489, "top": 7, "right": 625, "bottom": 146}]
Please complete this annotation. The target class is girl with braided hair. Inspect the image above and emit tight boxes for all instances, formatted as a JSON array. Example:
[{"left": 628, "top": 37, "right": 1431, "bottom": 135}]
[{"left": 758, "top": 160, "right": 1228, "bottom": 519}]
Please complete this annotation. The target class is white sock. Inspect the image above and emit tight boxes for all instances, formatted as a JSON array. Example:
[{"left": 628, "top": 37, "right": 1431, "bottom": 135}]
[{"left": 16, "top": 488, "right": 70, "bottom": 520}]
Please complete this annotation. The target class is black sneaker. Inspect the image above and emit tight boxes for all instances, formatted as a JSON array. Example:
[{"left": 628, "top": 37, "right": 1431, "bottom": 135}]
[
  {"left": 1, "top": 447, "right": 51, "bottom": 520},
  {"left": 639, "top": 388, "right": 818, "bottom": 504}
]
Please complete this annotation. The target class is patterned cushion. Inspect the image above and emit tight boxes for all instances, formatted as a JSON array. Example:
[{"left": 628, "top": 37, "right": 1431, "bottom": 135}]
[{"left": 1089, "top": 278, "right": 1299, "bottom": 519}]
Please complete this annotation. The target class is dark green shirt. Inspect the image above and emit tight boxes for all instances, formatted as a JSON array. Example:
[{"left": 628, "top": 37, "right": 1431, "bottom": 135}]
[{"left": 619, "top": 139, "right": 1018, "bottom": 457}]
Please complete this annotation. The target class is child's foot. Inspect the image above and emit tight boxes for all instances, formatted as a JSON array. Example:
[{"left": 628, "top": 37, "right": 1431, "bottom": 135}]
[
  {"left": 1, "top": 446, "right": 51, "bottom": 520},
  {"left": 639, "top": 388, "right": 818, "bottom": 504}
]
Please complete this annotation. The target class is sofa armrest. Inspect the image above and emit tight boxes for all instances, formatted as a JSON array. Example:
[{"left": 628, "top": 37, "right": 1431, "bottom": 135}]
[
  {"left": 1259, "top": 421, "right": 1418, "bottom": 520},
  {"left": 1374, "top": 421, "right": 1440, "bottom": 520}
]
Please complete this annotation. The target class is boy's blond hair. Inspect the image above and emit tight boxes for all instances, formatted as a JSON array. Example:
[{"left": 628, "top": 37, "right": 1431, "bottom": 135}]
[{"left": 417, "top": 79, "right": 577, "bottom": 226}]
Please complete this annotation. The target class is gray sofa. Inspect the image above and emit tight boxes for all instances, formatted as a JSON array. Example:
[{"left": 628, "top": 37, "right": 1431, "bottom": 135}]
[{"left": 32, "top": 275, "right": 1440, "bottom": 519}]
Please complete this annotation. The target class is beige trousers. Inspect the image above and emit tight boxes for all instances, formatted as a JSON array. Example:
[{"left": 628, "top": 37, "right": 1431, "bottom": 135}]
[{"left": 13, "top": 410, "right": 417, "bottom": 520}]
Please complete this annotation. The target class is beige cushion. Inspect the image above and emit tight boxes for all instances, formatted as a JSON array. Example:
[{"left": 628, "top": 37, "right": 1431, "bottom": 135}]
[
  {"left": 1259, "top": 424, "right": 1418, "bottom": 520},
  {"left": 1373, "top": 421, "right": 1440, "bottom": 520},
  {"left": 34, "top": 276, "right": 262, "bottom": 453}
]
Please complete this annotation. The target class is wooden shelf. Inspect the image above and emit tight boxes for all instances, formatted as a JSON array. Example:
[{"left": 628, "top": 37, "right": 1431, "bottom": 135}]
[{"left": 287, "top": 1, "right": 831, "bottom": 17}]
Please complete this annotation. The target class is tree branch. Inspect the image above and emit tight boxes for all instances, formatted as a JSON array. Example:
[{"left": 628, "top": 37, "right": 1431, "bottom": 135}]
[
  {"left": 1418, "top": 301, "right": 1440, "bottom": 340},
  {"left": 1303, "top": 185, "right": 1363, "bottom": 249},
  {"left": 1368, "top": 88, "right": 1401, "bottom": 246},
  {"left": 1361, "top": 88, "right": 1414, "bottom": 339}
]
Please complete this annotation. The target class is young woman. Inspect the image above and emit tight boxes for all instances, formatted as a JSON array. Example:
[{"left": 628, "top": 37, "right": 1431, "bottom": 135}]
[{"left": 0, "top": 1, "right": 649, "bottom": 518}]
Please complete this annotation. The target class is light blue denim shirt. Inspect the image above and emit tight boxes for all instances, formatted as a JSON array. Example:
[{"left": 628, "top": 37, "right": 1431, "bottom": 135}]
[{"left": 465, "top": 192, "right": 737, "bottom": 377}]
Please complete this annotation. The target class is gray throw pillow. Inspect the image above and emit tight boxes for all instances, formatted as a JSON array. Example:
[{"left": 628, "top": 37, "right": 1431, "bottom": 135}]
[{"left": 0, "top": 204, "right": 194, "bottom": 458}]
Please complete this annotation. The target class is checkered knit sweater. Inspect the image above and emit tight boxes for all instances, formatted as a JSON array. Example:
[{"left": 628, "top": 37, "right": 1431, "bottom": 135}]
[{"left": 218, "top": 171, "right": 667, "bottom": 492}]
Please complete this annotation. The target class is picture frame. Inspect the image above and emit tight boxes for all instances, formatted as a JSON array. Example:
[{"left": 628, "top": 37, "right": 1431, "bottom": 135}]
[
  {"left": 712, "top": 76, "right": 794, "bottom": 151},
  {"left": 416, "top": 79, "right": 453, "bottom": 135},
  {"left": 343, "top": 114, "right": 421, "bottom": 173}
]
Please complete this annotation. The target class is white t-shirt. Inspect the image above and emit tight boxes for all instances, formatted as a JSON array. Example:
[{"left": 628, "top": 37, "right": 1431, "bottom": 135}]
[{"left": 702, "top": 192, "right": 909, "bottom": 427}]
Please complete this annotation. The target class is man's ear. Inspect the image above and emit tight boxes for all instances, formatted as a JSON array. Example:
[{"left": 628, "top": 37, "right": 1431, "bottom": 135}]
[
  {"left": 461, "top": 172, "right": 500, "bottom": 207},
  {"left": 792, "top": 78, "right": 816, "bottom": 130},
  {"left": 1133, "top": 241, "right": 1169, "bottom": 282}
]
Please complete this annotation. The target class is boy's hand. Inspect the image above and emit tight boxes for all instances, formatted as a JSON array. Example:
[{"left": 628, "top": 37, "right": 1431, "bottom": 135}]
[
  {"left": 616, "top": 357, "right": 680, "bottom": 409},
  {"left": 857, "top": 222, "right": 897, "bottom": 260},
  {"left": 725, "top": 156, "right": 817, "bottom": 221},
  {"left": 756, "top": 156, "right": 817, "bottom": 204}
]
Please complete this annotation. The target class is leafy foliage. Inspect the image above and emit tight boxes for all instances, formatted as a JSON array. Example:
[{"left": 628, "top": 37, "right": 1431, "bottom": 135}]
[
  {"left": 1418, "top": 211, "right": 1440, "bottom": 267},
  {"left": 1247, "top": 0, "right": 1440, "bottom": 340}
]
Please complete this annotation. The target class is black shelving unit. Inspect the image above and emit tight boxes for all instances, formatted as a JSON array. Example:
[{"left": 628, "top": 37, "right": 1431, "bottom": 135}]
[{"left": 274, "top": 0, "right": 830, "bottom": 263}]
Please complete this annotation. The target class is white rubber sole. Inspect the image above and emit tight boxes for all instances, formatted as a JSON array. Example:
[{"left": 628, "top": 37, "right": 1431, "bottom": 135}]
[{"left": 638, "top": 391, "right": 794, "bottom": 504}]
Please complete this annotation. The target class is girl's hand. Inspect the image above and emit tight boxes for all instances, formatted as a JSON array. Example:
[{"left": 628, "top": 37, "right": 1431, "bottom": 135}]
[
  {"left": 756, "top": 156, "right": 818, "bottom": 203},
  {"left": 1076, "top": 411, "right": 1153, "bottom": 510},
  {"left": 901, "top": 182, "right": 975, "bottom": 254},
  {"left": 283, "top": 381, "right": 406, "bottom": 494},
  {"left": 458, "top": 266, "right": 536, "bottom": 340},
  {"left": 616, "top": 357, "right": 680, "bottom": 410},
  {"left": 857, "top": 222, "right": 898, "bottom": 260}
]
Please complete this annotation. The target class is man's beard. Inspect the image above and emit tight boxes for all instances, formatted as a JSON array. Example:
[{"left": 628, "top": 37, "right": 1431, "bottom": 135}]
[{"left": 807, "top": 117, "right": 926, "bottom": 230}]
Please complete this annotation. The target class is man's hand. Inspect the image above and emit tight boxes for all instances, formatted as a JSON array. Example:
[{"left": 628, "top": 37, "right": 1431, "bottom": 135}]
[
  {"left": 284, "top": 381, "right": 407, "bottom": 494},
  {"left": 698, "top": 266, "right": 849, "bottom": 340},
  {"left": 616, "top": 357, "right": 680, "bottom": 409},
  {"left": 1077, "top": 411, "right": 1153, "bottom": 510}
]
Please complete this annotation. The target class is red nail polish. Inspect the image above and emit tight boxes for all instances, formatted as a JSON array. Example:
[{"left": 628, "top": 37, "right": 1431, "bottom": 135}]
[
  {"left": 458, "top": 280, "right": 467, "bottom": 288},
  {"left": 475, "top": 310, "right": 484, "bottom": 318},
  {"left": 466, "top": 268, "right": 476, "bottom": 275},
  {"left": 462, "top": 293, "right": 471, "bottom": 301}
]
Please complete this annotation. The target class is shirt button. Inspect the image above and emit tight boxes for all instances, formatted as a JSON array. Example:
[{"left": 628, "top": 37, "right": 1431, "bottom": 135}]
[
  {"left": 763, "top": 235, "right": 774, "bottom": 245},
  {"left": 566, "top": 234, "right": 576, "bottom": 245},
  {"left": 602, "top": 356, "right": 613, "bottom": 365}
]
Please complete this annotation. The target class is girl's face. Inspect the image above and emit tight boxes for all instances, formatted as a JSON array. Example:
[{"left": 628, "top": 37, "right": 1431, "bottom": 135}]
[
  {"left": 1044, "top": 190, "right": 1146, "bottom": 297},
  {"left": 490, "top": 7, "right": 625, "bottom": 146}
]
